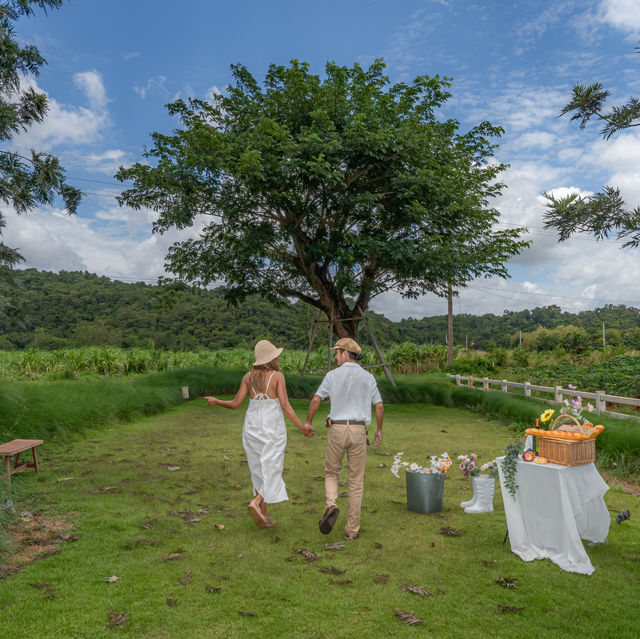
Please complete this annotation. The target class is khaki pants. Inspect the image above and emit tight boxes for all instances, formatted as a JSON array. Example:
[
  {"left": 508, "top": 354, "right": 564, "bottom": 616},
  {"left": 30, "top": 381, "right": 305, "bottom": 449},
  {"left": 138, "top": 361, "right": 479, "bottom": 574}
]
[{"left": 324, "top": 423, "right": 367, "bottom": 535}]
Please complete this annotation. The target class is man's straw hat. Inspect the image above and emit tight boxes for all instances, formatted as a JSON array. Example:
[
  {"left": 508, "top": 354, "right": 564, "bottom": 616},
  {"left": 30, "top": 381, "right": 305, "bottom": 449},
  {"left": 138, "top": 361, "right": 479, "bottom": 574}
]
[
  {"left": 253, "top": 340, "right": 283, "bottom": 366},
  {"left": 330, "top": 337, "right": 361, "bottom": 354}
]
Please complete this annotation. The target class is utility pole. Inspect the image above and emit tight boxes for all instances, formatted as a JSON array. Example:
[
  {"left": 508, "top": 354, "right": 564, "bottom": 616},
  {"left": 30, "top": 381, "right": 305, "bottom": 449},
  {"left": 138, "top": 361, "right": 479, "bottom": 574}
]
[
  {"left": 602, "top": 322, "right": 605, "bottom": 348},
  {"left": 447, "top": 283, "right": 454, "bottom": 366}
]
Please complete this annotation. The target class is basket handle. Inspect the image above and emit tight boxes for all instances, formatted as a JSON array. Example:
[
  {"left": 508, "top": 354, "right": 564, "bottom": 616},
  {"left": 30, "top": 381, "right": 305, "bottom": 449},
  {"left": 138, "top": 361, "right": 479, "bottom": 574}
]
[{"left": 550, "top": 414, "right": 581, "bottom": 431}]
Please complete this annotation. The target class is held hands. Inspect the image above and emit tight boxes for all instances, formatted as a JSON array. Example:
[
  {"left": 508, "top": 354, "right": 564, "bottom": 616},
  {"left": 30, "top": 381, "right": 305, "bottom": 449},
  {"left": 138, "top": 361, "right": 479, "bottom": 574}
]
[
  {"left": 373, "top": 428, "right": 383, "bottom": 446},
  {"left": 301, "top": 421, "right": 315, "bottom": 438},
  {"left": 204, "top": 396, "right": 218, "bottom": 406}
]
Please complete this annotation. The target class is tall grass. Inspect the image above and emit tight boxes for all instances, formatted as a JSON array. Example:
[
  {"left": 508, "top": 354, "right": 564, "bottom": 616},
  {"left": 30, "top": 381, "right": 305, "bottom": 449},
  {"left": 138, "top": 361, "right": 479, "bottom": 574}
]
[
  {"left": 3, "top": 369, "right": 638, "bottom": 457},
  {"left": 0, "top": 368, "right": 241, "bottom": 443},
  {"left": 0, "top": 344, "right": 450, "bottom": 380}
]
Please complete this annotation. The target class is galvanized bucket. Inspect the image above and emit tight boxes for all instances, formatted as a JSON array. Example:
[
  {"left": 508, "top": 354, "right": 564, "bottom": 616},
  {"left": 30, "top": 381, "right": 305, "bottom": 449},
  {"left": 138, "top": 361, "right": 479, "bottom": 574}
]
[{"left": 405, "top": 471, "right": 444, "bottom": 514}]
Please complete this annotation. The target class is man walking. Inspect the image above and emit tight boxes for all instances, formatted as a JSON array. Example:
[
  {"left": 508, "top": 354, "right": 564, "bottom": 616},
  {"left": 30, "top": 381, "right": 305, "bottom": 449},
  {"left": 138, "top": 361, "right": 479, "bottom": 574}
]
[{"left": 305, "top": 338, "right": 383, "bottom": 540}]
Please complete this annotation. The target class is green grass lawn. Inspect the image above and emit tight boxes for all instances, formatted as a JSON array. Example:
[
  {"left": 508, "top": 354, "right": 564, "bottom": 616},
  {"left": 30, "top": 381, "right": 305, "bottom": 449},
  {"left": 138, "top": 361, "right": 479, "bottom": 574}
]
[{"left": 1, "top": 400, "right": 639, "bottom": 638}]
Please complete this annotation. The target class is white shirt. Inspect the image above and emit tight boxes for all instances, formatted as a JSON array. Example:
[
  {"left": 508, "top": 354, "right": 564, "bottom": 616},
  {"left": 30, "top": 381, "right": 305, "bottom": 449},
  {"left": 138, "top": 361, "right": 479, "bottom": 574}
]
[{"left": 315, "top": 362, "right": 382, "bottom": 426}]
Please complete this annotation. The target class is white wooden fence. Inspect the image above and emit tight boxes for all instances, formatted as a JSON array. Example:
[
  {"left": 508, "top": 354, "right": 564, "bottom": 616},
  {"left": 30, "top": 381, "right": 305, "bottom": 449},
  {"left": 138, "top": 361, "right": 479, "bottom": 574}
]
[{"left": 450, "top": 374, "right": 640, "bottom": 415}]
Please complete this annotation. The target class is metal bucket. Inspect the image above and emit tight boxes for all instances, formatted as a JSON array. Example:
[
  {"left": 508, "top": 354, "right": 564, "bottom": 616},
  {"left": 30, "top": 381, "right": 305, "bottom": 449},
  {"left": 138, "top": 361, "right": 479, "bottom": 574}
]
[{"left": 405, "top": 471, "right": 444, "bottom": 514}]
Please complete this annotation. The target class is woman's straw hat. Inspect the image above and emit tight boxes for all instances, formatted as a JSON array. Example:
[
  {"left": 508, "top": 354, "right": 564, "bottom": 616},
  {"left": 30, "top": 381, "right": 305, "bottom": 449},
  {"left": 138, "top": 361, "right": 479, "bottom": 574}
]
[{"left": 253, "top": 340, "right": 283, "bottom": 366}]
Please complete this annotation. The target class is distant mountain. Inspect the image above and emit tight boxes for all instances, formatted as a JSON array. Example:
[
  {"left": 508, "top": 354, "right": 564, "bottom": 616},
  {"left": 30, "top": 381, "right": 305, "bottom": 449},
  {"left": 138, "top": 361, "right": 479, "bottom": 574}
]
[{"left": 1, "top": 269, "right": 639, "bottom": 350}]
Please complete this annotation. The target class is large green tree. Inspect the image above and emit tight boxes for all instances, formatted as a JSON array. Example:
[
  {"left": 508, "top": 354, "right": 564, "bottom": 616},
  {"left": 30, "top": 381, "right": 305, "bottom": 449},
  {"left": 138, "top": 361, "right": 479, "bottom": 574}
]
[
  {"left": 544, "top": 45, "right": 640, "bottom": 247},
  {"left": 117, "top": 60, "right": 527, "bottom": 338},
  {"left": 0, "top": 0, "right": 81, "bottom": 312}
]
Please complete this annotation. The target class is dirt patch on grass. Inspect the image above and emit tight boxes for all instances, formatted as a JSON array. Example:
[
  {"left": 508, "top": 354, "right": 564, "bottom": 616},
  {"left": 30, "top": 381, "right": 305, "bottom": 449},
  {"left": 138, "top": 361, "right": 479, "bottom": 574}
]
[
  {"left": 600, "top": 472, "right": 640, "bottom": 497},
  {"left": 0, "top": 512, "right": 77, "bottom": 578}
]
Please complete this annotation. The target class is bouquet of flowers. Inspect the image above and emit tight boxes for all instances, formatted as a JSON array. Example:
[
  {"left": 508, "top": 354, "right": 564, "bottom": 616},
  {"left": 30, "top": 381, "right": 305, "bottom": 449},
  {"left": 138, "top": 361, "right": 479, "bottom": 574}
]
[
  {"left": 562, "top": 384, "right": 595, "bottom": 425},
  {"left": 458, "top": 453, "right": 479, "bottom": 479},
  {"left": 391, "top": 452, "right": 452, "bottom": 478},
  {"left": 480, "top": 460, "right": 498, "bottom": 478},
  {"left": 537, "top": 384, "right": 595, "bottom": 429}
]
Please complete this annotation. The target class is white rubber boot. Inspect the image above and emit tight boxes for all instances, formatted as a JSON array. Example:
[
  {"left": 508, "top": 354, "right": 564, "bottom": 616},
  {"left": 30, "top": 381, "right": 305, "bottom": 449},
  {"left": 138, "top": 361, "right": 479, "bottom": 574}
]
[
  {"left": 460, "top": 477, "right": 478, "bottom": 509},
  {"left": 464, "top": 476, "right": 495, "bottom": 514}
]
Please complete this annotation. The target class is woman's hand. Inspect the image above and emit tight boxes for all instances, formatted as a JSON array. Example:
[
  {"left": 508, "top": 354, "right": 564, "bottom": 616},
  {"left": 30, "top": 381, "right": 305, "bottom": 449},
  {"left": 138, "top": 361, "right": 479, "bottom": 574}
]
[
  {"left": 302, "top": 422, "right": 315, "bottom": 438},
  {"left": 204, "top": 396, "right": 218, "bottom": 406}
]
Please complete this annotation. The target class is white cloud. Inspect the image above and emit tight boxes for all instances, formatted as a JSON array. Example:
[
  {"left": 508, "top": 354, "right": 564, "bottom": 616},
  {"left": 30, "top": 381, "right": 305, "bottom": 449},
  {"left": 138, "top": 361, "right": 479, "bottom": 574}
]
[
  {"left": 2, "top": 202, "right": 209, "bottom": 283},
  {"left": 133, "top": 75, "right": 168, "bottom": 100},
  {"left": 74, "top": 70, "right": 108, "bottom": 112},
  {"left": 599, "top": 0, "right": 640, "bottom": 33},
  {"left": 84, "top": 149, "right": 129, "bottom": 175},
  {"left": 515, "top": 2, "right": 578, "bottom": 47},
  {"left": 594, "top": 132, "right": 640, "bottom": 169},
  {"left": 465, "top": 86, "right": 567, "bottom": 134},
  {"left": 516, "top": 131, "right": 556, "bottom": 150},
  {"left": 580, "top": 131, "right": 640, "bottom": 206},
  {"left": 12, "top": 71, "right": 109, "bottom": 152}
]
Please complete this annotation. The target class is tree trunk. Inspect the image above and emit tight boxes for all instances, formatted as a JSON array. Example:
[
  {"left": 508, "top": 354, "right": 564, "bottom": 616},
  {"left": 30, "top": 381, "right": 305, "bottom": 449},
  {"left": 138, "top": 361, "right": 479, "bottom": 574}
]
[
  {"left": 447, "top": 284, "right": 454, "bottom": 366},
  {"left": 317, "top": 297, "right": 362, "bottom": 340}
]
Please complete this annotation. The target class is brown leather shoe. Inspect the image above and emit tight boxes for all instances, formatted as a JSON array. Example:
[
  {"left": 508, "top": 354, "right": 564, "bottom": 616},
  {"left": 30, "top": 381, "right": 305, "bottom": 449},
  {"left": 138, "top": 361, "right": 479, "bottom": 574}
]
[
  {"left": 318, "top": 505, "right": 340, "bottom": 534},
  {"left": 344, "top": 530, "right": 359, "bottom": 541}
]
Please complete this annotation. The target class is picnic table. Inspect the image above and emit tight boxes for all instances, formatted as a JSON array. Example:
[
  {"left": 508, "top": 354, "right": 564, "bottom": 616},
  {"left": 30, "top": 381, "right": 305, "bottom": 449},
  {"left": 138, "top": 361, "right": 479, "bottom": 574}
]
[
  {"left": 0, "top": 439, "right": 44, "bottom": 487},
  {"left": 496, "top": 456, "right": 610, "bottom": 574}
]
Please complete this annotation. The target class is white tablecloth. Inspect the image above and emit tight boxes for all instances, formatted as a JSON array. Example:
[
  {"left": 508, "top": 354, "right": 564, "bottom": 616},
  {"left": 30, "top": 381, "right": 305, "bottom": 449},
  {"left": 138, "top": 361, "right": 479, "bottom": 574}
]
[{"left": 496, "top": 456, "right": 610, "bottom": 575}]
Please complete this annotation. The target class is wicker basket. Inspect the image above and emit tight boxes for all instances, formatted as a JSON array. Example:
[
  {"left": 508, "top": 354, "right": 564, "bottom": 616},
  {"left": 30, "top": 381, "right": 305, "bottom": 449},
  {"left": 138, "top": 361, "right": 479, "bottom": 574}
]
[
  {"left": 540, "top": 414, "right": 596, "bottom": 465},
  {"left": 539, "top": 437, "right": 596, "bottom": 466}
]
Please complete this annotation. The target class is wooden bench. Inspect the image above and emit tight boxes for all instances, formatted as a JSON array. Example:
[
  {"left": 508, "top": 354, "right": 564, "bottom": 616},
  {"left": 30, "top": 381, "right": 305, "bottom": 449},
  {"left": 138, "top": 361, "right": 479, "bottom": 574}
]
[{"left": 0, "top": 439, "right": 44, "bottom": 487}]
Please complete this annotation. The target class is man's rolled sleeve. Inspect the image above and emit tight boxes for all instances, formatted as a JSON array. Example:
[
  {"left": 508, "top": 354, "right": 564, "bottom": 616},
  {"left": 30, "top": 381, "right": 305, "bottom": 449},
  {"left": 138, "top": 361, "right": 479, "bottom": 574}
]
[
  {"left": 370, "top": 378, "right": 382, "bottom": 405},
  {"left": 315, "top": 375, "right": 331, "bottom": 399}
]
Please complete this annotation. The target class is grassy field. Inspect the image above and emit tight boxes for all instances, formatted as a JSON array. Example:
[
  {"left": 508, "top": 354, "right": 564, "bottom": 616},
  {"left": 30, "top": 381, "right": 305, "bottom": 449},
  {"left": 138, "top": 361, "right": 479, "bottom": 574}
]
[{"left": 0, "top": 400, "right": 638, "bottom": 638}]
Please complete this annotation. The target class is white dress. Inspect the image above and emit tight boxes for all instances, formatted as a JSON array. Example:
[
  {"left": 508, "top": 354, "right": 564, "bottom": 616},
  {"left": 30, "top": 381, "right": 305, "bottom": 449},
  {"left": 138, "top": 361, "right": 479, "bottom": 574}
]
[{"left": 242, "top": 371, "right": 288, "bottom": 504}]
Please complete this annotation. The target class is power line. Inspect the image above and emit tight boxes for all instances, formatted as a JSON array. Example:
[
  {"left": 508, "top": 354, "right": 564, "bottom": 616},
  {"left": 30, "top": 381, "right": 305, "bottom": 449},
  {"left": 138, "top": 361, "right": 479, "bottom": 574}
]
[
  {"left": 496, "top": 221, "right": 620, "bottom": 244},
  {"left": 67, "top": 176, "right": 129, "bottom": 187},
  {"left": 468, "top": 283, "right": 640, "bottom": 306}
]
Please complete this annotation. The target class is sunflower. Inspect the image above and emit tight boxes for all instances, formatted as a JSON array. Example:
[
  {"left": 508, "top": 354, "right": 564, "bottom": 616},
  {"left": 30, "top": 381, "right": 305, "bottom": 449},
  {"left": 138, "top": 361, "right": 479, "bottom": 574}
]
[{"left": 540, "top": 409, "right": 555, "bottom": 424}]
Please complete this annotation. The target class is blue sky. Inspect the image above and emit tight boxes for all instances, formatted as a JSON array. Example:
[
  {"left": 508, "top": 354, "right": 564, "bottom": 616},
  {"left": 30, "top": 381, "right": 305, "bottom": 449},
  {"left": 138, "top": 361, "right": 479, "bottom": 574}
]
[{"left": 4, "top": 0, "right": 640, "bottom": 320}]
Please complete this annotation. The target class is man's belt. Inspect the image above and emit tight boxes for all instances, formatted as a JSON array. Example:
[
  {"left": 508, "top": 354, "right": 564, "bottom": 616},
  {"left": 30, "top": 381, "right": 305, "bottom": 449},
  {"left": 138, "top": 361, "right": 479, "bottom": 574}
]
[{"left": 328, "top": 419, "right": 365, "bottom": 425}]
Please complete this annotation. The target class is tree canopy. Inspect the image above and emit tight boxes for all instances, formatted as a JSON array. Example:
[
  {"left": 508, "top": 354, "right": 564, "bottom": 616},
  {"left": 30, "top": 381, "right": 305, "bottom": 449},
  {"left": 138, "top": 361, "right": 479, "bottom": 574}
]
[
  {"left": 118, "top": 59, "right": 527, "bottom": 338},
  {"left": 544, "top": 44, "right": 640, "bottom": 247},
  {"left": 0, "top": 0, "right": 82, "bottom": 311}
]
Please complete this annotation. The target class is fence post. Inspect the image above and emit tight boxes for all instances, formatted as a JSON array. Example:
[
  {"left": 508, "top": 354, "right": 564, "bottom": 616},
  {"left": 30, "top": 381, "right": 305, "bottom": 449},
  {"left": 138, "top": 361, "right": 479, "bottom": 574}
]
[
  {"left": 456, "top": 374, "right": 461, "bottom": 386},
  {"left": 468, "top": 376, "right": 474, "bottom": 388},
  {"left": 181, "top": 386, "right": 189, "bottom": 399},
  {"left": 595, "top": 390, "right": 605, "bottom": 414},
  {"left": 501, "top": 379, "right": 508, "bottom": 393},
  {"left": 483, "top": 377, "right": 489, "bottom": 391},
  {"left": 524, "top": 382, "right": 531, "bottom": 398},
  {"left": 554, "top": 386, "right": 562, "bottom": 404}
]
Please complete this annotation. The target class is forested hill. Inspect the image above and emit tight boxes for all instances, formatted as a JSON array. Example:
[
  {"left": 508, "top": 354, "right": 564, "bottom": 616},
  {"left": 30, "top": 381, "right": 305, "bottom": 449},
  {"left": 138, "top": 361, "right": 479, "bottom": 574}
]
[{"left": 1, "top": 269, "right": 640, "bottom": 351}]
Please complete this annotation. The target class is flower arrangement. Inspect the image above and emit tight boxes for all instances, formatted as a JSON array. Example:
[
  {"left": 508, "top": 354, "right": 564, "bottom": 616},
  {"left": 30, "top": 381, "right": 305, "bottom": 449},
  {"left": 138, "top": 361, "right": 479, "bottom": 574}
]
[
  {"left": 391, "top": 452, "right": 452, "bottom": 478},
  {"left": 562, "top": 384, "right": 594, "bottom": 424},
  {"left": 458, "top": 453, "right": 479, "bottom": 479},
  {"left": 480, "top": 460, "right": 498, "bottom": 478}
]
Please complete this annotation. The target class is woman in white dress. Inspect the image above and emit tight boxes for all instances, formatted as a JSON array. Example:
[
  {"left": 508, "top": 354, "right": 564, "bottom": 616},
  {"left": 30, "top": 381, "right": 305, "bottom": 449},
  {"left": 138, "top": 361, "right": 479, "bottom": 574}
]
[{"left": 205, "top": 340, "right": 314, "bottom": 528}]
